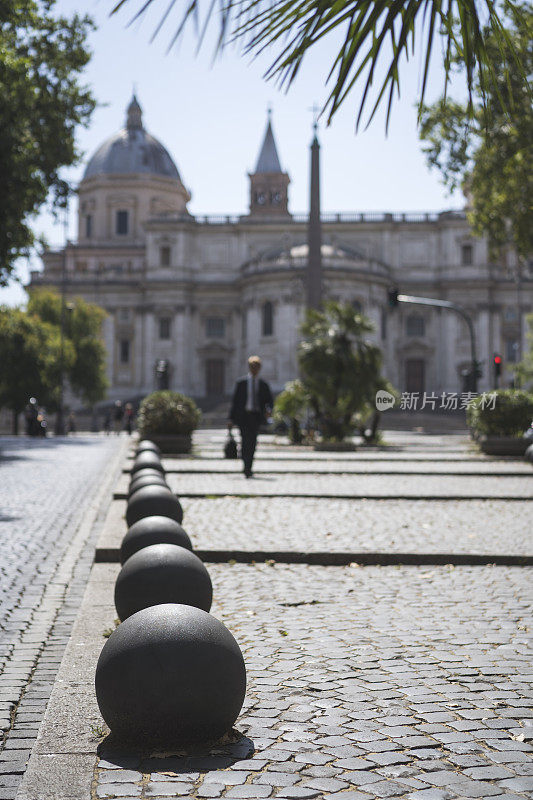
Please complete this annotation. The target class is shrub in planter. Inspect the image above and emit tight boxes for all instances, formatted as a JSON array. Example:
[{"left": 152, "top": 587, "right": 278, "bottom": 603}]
[
  {"left": 137, "top": 391, "right": 201, "bottom": 453},
  {"left": 467, "top": 389, "right": 533, "bottom": 438}
]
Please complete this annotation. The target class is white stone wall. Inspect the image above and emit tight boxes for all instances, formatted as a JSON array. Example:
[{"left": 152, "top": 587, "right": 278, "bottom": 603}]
[{"left": 34, "top": 186, "right": 533, "bottom": 404}]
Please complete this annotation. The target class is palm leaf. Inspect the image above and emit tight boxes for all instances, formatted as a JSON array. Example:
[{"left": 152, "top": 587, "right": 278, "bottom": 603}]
[{"left": 110, "top": 0, "right": 528, "bottom": 128}]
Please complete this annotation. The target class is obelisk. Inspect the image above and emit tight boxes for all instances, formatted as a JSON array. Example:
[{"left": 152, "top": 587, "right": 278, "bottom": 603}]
[{"left": 306, "top": 121, "right": 322, "bottom": 309}]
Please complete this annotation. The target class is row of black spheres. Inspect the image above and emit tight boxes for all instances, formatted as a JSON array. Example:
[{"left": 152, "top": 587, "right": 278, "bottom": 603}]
[{"left": 95, "top": 440, "right": 247, "bottom": 746}]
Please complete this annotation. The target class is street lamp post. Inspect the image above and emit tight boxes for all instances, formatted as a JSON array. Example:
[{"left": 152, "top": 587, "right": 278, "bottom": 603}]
[{"left": 389, "top": 291, "right": 480, "bottom": 393}]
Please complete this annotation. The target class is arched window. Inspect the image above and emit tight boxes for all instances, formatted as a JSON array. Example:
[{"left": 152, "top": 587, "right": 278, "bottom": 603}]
[
  {"left": 262, "top": 301, "right": 274, "bottom": 336},
  {"left": 406, "top": 314, "right": 425, "bottom": 337}
]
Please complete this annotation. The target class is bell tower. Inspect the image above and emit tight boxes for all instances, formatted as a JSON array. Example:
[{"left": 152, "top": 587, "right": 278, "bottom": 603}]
[{"left": 248, "top": 111, "right": 291, "bottom": 218}]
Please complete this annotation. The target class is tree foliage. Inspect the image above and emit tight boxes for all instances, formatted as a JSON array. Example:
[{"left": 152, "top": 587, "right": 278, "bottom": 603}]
[
  {"left": 0, "top": 1, "right": 96, "bottom": 284},
  {"left": 111, "top": 0, "right": 526, "bottom": 129},
  {"left": 419, "top": 3, "right": 532, "bottom": 259},
  {"left": 297, "top": 301, "right": 391, "bottom": 441},
  {"left": 27, "top": 290, "right": 108, "bottom": 406},
  {"left": 466, "top": 388, "right": 533, "bottom": 437},
  {"left": 0, "top": 307, "right": 74, "bottom": 427}
]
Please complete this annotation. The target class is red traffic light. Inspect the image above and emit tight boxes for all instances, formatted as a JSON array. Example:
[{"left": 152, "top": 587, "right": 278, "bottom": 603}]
[{"left": 494, "top": 355, "right": 502, "bottom": 364}]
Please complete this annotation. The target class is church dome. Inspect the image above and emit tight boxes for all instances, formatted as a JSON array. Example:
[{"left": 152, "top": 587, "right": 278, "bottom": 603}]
[{"left": 83, "top": 96, "right": 181, "bottom": 181}]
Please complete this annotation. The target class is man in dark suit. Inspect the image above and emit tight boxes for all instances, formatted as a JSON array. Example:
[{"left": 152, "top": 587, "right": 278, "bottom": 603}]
[{"left": 229, "top": 355, "right": 273, "bottom": 478}]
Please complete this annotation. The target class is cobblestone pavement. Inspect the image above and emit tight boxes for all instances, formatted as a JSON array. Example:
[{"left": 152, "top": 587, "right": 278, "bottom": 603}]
[
  {"left": 0, "top": 435, "right": 124, "bottom": 799},
  {"left": 159, "top": 473, "right": 530, "bottom": 499},
  {"left": 9, "top": 429, "right": 533, "bottom": 800},
  {"left": 93, "top": 562, "right": 533, "bottom": 799},
  {"left": 178, "top": 498, "right": 532, "bottom": 556}
]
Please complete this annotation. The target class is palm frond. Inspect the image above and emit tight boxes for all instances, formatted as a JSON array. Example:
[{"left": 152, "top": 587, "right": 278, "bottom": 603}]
[{"left": 110, "top": 0, "right": 528, "bottom": 129}]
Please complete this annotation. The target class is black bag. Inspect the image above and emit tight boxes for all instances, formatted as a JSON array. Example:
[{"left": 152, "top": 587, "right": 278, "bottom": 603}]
[{"left": 224, "top": 433, "right": 238, "bottom": 459}]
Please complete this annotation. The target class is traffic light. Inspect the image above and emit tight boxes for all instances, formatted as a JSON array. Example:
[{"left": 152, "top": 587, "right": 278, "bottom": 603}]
[
  {"left": 387, "top": 288, "right": 399, "bottom": 308},
  {"left": 493, "top": 353, "right": 503, "bottom": 378}
]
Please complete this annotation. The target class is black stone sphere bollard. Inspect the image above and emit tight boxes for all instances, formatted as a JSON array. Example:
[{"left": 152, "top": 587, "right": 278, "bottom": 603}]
[
  {"left": 128, "top": 473, "right": 168, "bottom": 498},
  {"left": 125, "top": 485, "right": 183, "bottom": 527},
  {"left": 120, "top": 516, "right": 192, "bottom": 564},
  {"left": 137, "top": 440, "right": 161, "bottom": 456},
  {"left": 114, "top": 544, "right": 212, "bottom": 620},
  {"left": 95, "top": 603, "right": 246, "bottom": 745},
  {"left": 525, "top": 443, "right": 533, "bottom": 463},
  {"left": 131, "top": 451, "right": 165, "bottom": 475}
]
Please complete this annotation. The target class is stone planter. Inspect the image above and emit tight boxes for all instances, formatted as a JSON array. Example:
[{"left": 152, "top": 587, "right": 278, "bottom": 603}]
[
  {"left": 479, "top": 436, "right": 530, "bottom": 456},
  {"left": 313, "top": 441, "right": 357, "bottom": 452},
  {"left": 146, "top": 434, "right": 193, "bottom": 454}
]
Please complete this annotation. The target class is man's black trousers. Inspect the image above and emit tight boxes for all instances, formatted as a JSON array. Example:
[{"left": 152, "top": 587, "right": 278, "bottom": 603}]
[{"left": 239, "top": 412, "right": 262, "bottom": 475}]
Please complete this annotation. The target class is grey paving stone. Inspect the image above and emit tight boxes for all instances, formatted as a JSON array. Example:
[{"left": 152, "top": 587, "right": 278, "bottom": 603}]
[
  {"left": 254, "top": 773, "right": 299, "bottom": 787},
  {"left": 364, "top": 780, "right": 408, "bottom": 797},
  {"left": 197, "top": 784, "right": 225, "bottom": 798},
  {"left": 463, "top": 766, "right": 515, "bottom": 780},
  {"left": 328, "top": 793, "right": 373, "bottom": 800},
  {"left": 301, "top": 777, "right": 349, "bottom": 792},
  {"left": 227, "top": 783, "right": 276, "bottom": 799},
  {"left": 97, "top": 784, "right": 142, "bottom": 798},
  {"left": 293, "top": 751, "right": 332, "bottom": 765},
  {"left": 497, "top": 777, "right": 533, "bottom": 791},
  {"left": 366, "top": 752, "right": 412, "bottom": 767},
  {"left": 334, "top": 758, "right": 374, "bottom": 770},
  {"left": 202, "top": 771, "right": 250, "bottom": 786},
  {"left": 145, "top": 783, "right": 194, "bottom": 796}
]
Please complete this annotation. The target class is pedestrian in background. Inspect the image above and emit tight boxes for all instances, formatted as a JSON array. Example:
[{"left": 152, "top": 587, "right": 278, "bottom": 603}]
[
  {"left": 113, "top": 400, "right": 124, "bottom": 434},
  {"left": 124, "top": 403, "right": 134, "bottom": 435},
  {"left": 228, "top": 355, "right": 273, "bottom": 478}
]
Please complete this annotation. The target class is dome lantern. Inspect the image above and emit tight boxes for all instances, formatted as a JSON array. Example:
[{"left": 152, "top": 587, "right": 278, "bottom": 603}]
[{"left": 126, "top": 95, "right": 143, "bottom": 131}]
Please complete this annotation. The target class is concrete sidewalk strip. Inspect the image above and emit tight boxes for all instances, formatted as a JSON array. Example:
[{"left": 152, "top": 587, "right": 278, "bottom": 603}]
[
  {"left": 162, "top": 473, "right": 533, "bottom": 498},
  {"left": 95, "top": 497, "right": 533, "bottom": 560},
  {"left": 16, "top": 561, "right": 533, "bottom": 799}
]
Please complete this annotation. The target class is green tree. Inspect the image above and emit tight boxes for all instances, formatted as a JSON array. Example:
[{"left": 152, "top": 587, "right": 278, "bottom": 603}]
[
  {"left": 0, "top": 307, "right": 74, "bottom": 433},
  {"left": 273, "top": 379, "right": 309, "bottom": 443},
  {"left": 298, "top": 301, "right": 391, "bottom": 441},
  {"left": 419, "top": 3, "right": 532, "bottom": 260},
  {"left": 112, "top": 1, "right": 527, "bottom": 128},
  {"left": 0, "top": 1, "right": 96, "bottom": 284},
  {"left": 28, "top": 290, "right": 108, "bottom": 406},
  {"left": 514, "top": 313, "right": 533, "bottom": 389}
]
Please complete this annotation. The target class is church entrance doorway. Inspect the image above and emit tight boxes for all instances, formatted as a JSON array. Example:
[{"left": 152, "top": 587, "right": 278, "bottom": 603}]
[
  {"left": 206, "top": 359, "right": 225, "bottom": 396},
  {"left": 405, "top": 358, "right": 425, "bottom": 394}
]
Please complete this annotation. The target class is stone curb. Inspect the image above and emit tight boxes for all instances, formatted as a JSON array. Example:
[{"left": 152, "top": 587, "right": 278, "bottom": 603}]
[
  {"left": 122, "top": 468, "right": 533, "bottom": 476},
  {"left": 94, "top": 548, "right": 533, "bottom": 567},
  {"left": 114, "top": 491, "right": 533, "bottom": 501}
]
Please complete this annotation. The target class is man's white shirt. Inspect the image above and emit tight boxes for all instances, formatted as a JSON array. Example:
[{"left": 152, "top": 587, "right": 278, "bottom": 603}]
[{"left": 245, "top": 374, "right": 258, "bottom": 412}]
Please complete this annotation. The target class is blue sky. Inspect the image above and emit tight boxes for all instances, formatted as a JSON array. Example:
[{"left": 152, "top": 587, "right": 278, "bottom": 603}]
[{"left": 1, "top": 0, "right": 465, "bottom": 306}]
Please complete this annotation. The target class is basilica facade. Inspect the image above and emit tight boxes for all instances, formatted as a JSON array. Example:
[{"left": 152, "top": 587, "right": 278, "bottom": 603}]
[{"left": 31, "top": 96, "right": 530, "bottom": 404}]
